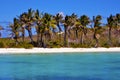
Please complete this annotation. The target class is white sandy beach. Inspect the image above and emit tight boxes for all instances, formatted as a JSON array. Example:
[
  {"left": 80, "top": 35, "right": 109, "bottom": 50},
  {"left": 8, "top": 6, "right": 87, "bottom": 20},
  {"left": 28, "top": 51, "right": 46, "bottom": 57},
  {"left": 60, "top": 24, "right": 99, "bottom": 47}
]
[{"left": 0, "top": 48, "right": 120, "bottom": 54}]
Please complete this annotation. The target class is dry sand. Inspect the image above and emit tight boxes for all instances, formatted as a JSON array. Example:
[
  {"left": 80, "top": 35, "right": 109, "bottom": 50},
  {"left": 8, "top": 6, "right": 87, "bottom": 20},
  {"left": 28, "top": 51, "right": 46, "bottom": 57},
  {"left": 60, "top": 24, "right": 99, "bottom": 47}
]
[{"left": 0, "top": 48, "right": 120, "bottom": 54}]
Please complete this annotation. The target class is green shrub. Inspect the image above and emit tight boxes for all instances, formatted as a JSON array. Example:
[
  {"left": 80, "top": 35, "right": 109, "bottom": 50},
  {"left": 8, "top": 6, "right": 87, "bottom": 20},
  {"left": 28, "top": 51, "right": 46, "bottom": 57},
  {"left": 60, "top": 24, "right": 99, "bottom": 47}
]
[
  {"left": 17, "top": 42, "right": 33, "bottom": 49},
  {"left": 0, "top": 39, "right": 13, "bottom": 48},
  {"left": 0, "top": 42, "right": 6, "bottom": 48},
  {"left": 23, "top": 43, "right": 33, "bottom": 49},
  {"left": 101, "top": 42, "right": 110, "bottom": 48},
  {"left": 70, "top": 43, "right": 91, "bottom": 48},
  {"left": 8, "top": 42, "right": 33, "bottom": 49},
  {"left": 47, "top": 41, "right": 63, "bottom": 48}
]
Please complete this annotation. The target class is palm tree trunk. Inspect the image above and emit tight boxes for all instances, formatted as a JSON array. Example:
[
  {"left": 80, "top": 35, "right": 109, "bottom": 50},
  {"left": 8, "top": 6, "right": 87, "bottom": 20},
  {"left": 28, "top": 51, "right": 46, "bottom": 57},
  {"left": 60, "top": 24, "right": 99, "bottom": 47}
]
[
  {"left": 27, "top": 29, "right": 34, "bottom": 44},
  {"left": 75, "top": 30, "right": 78, "bottom": 44},
  {"left": 40, "top": 33, "right": 44, "bottom": 47},
  {"left": 37, "top": 32, "right": 40, "bottom": 47},
  {"left": 15, "top": 35, "right": 18, "bottom": 46},
  {"left": 95, "top": 38, "right": 99, "bottom": 48},
  {"left": 80, "top": 32, "right": 84, "bottom": 44},
  {"left": 22, "top": 27, "right": 25, "bottom": 43},
  {"left": 0, "top": 32, "right": 1, "bottom": 38},
  {"left": 93, "top": 30, "right": 99, "bottom": 47},
  {"left": 108, "top": 27, "right": 112, "bottom": 46},
  {"left": 57, "top": 24, "right": 62, "bottom": 32},
  {"left": 64, "top": 26, "right": 67, "bottom": 47},
  {"left": 93, "top": 29, "right": 98, "bottom": 47}
]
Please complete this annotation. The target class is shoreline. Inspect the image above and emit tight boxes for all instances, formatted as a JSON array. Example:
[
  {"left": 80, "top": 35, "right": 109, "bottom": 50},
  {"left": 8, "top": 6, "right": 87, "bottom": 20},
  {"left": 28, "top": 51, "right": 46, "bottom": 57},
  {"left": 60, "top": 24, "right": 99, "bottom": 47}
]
[{"left": 0, "top": 47, "right": 120, "bottom": 54}]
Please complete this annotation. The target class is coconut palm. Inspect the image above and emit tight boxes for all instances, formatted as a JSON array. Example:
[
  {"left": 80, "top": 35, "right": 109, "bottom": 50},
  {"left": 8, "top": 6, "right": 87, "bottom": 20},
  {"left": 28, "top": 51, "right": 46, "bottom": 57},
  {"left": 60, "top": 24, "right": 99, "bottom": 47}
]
[
  {"left": 63, "top": 15, "right": 72, "bottom": 46},
  {"left": 116, "top": 14, "right": 120, "bottom": 27},
  {"left": 63, "top": 13, "right": 78, "bottom": 46},
  {"left": 72, "top": 20, "right": 81, "bottom": 43},
  {"left": 93, "top": 15, "right": 102, "bottom": 47},
  {"left": 10, "top": 18, "right": 20, "bottom": 45},
  {"left": 34, "top": 9, "right": 45, "bottom": 47},
  {"left": 66, "top": 13, "right": 77, "bottom": 38},
  {"left": 68, "top": 13, "right": 79, "bottom": 43},
  {"left": 79, "top": 15, "right": 90, "bottom": 44},
  {"left": 115, "top": 14, "right": 120, "bottom": 44},
  {"left": 54, "top": 13, "right": 63, "bottom": 32},
  {"left": 107, "top": 15, "right": 116, "bottom": 46},
  {"left": 42, "top": 13, "right": 56, "bottom": 46},
  {"left": 19, "top": 14, "right": 26, "bottom": 42},
  {"left": 19, "top": 9, "right": 34, "bottom": 44},
  {"left": 0, "top": 26, "right": 4, "bottom": 38}
]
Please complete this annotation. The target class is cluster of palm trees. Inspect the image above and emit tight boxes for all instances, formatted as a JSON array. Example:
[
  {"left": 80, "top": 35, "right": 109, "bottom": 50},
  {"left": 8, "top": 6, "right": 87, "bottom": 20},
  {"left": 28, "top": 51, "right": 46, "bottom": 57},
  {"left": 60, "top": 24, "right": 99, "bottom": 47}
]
[{"left": 2, "top": 9, "right": 120, "bottom": 47}]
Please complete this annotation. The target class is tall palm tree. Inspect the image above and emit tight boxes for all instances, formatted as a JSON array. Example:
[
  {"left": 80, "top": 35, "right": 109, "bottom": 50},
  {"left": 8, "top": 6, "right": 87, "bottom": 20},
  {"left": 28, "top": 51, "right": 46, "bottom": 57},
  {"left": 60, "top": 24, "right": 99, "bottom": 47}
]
[
  {"left": 19, "top": 9, "right": 34, "bottom": 44},
  {"left": 0, "top": 26, "right": 4, "bottom": 38},
  {"left": 115, "top": 14, "right": 120, "bottom": 44},
  {"left": 107, "top": 15, "right": 116, "bottom": 46},
  {"left": 116, "top": 14, "right": 120, "bottom": 27},
  {"left": 42, "top": 13, "right": 56, "bottom": 46},
  {"left": 73, "top": 20, "right": 81, "bottom": 43},
  {"left": 26, "top": 8, "right": 34, "bottom": 44},
  {"left": 93, "top": 15, "right": 102, "bottom": 47},
  {"left": 10, "top": 18, "right": 20, "bottom": 45},
  {"left": 19, "top": 13, "right": 26, "bottom": 42},
  {"left": 67, "top": 13, "right": 77, "bottom": 37},
  {"left": 63, "top": 15, "right": 72, "bottom": 46},
  {"left": 34, "top": 9, "right": 45, "bottom": 47},
  {"left": 63, "top": 13, "right": 78, "bottom": 46},
  {"left": 54, "top": 13, "right": 63, "bottom": 32},
  {"left": 79, "top": 15, "right": 90, "bottom": 44}
]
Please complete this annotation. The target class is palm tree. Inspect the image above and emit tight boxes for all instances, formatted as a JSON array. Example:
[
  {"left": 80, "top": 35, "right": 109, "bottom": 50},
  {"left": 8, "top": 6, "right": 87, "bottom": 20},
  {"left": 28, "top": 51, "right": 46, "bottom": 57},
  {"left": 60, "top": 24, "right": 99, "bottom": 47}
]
[
  {"left": 79, "top": 15, "right": 90, "bottom": 44},
  {"left": 0, "top": 26, "right": 4, "bottom": 38},
  {"left": 68, "top": 13, "right": 78, "bottom": 43},
  {"left": 115, "top": 14, "right": 120, "bottom": 44},
  {"left": 10, "top": 18, "right": 20, "bottom": 45},
  {"left": 66, "top": 13, "right": 76, "bottom": 36},
  {"left": 54, "top": 13, "right": 63, "bottom": 32},
  {"left": 93, "top": 15, "right": 102, "bottom": 47},
  {"left": 116, "top": 14, "right": 120, "bottom": 27},
  {"left": 19, "top": 13, "right": 27, "bottom": 42},
  {"left": 42, "top": 13, "right": 56, "bottom": 46},
  {"left": 34, "top": 9, "right": 45, "bottom": 47},
  {"left": 73, "top": 20, "right": 81, "bottom": 44},
  {"left": 107, "top": 15, "right": 116, "bottom": 46},
  {"left": 63, "top": 15, "right": 72, "bottom": 46},
  {"left": 19, "top": 9, "right": 34, "bottom": 44},
  {"left": 63, "top": 13, "right": 78, "bottom": 47}
]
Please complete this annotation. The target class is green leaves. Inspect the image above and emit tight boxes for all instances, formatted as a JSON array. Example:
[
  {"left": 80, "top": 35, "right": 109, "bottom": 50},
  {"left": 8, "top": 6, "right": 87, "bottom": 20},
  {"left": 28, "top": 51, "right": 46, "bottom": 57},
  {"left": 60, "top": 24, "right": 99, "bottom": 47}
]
[
  {"left": 94, "top": 15, "right": 102, "bottom": 28},
  {"left": 80, "top": 15, "right": 90, "bottom": 27}
]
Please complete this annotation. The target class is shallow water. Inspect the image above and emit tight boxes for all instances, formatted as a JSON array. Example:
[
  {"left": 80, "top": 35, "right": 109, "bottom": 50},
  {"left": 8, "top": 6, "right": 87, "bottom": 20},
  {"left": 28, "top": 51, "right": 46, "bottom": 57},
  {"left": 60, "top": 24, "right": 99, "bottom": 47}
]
[{"left": 0, "top": 52, "right": 120, "bottom": 80}]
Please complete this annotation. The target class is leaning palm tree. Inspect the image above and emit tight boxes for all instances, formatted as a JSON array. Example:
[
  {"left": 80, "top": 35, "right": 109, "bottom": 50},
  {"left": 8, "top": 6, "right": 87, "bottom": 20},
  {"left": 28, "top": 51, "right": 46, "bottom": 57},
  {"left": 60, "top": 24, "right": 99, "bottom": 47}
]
[
  {"left": 66, "top": 13, "right": 77, "bottom": 37},
  {"left": 115, "top": 14, "right": 120, "bottom": 45},
  {"left": 107, "top": 15, "right": 116, "bottom": 46},
  {"left": 116, "top": 14, "right": 120, "bottom": 28},
  {"left": 19, "top": 9, "right": 34, "bottom": 44},
  {"left": 0, "top": 26, "right": 4, "bottom": 38},
  {"left": 54, "top": 13, "right": 63, "bottom": 32},
  {"left": 10, "top": 18, "right": 20, "bottom": 45},
  {"left": 42, "top": 13, "right": 56, "bottom": 46},
  {"left": 79, "top": 15, "right": 90, "bottom": 44},
  {"left": 63, "top": 15, "right": 72, "bottom": 46},
  {"left": 19, "top": 13, "right": 26, "bottom": 42},
  {"left": 34, "top": 9, "right": 45, "bottom": 47},
  {"left": 93, "top": 15, "right": 102, "bottom": 47},
  {"left": 72, "top": 20, "right": 81, "bottom": 44}
]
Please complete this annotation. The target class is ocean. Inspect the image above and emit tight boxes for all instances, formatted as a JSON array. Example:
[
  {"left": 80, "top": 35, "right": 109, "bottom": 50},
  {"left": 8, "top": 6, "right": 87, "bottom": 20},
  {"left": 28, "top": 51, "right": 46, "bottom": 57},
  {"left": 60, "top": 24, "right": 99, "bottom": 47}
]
[{"left": 0, "top": 52, "right": 120, "bottom": 80}]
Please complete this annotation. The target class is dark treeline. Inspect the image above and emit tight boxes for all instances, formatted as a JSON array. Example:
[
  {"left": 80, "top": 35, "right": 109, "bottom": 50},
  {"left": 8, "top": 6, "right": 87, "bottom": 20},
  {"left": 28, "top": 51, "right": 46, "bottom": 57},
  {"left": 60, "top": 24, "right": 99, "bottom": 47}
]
[{"left": 0, "top": 9, "right": 120, "bottom": 48}]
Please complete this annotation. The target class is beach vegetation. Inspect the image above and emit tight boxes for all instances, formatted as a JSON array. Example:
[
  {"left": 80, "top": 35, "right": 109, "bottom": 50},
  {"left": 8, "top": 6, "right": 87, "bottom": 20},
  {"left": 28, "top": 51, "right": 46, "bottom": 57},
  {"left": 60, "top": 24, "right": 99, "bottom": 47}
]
[{"left": 0, "top": 9, "right": 120, "bottom": 48}]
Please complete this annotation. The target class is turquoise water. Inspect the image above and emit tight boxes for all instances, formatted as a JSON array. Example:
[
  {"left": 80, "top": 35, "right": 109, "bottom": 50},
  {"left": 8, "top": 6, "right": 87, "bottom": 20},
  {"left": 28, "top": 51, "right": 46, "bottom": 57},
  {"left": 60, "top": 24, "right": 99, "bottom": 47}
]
[{"left": 0, "top": 52, "right": 120, "bottom": 80}]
